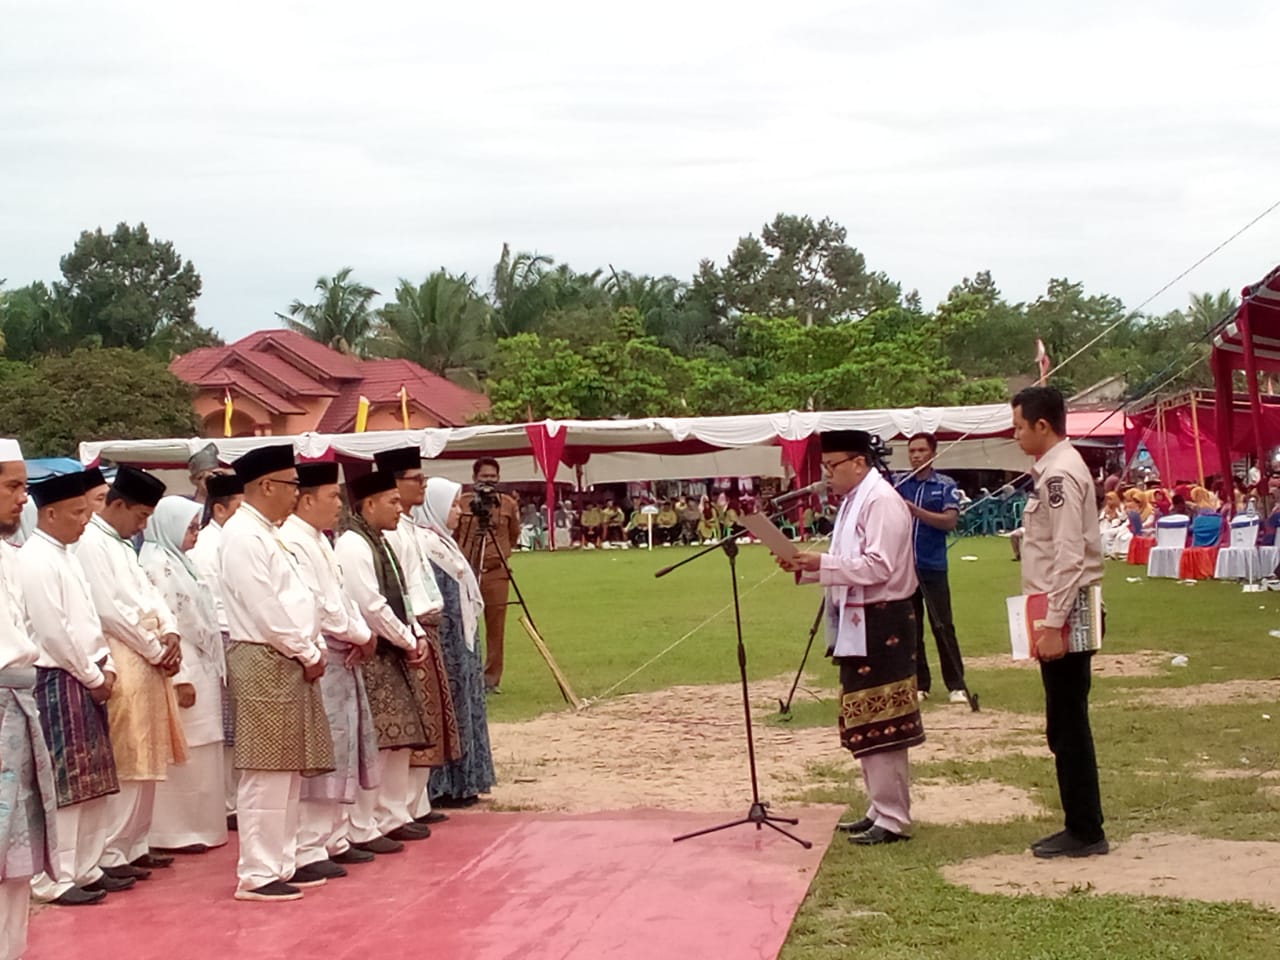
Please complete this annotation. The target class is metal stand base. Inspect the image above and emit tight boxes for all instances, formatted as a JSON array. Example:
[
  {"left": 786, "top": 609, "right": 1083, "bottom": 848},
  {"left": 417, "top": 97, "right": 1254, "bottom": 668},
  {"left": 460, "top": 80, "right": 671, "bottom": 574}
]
[{"left": 673, "top": 801, "right": 812, "bottom": 848}]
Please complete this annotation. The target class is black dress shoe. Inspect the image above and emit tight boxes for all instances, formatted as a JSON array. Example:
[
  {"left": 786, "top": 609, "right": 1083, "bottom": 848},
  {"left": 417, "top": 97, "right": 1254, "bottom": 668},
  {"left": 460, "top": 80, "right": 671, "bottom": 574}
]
[
  {"left": 849, "top": 825, "right": 909, "bottom": 846},
  {"left": 227, "top": 814, "right": 238, "bottom": 832},
  {"left": 286, "top": 864, "right": 329, "bottom": 888},
  {"left": 836, "top": 817, "right": 874, "bottom": 834},
  {"left": 1032, "top": 831, "right": 1109, "bottom": 859},
  {"left": 415, "top": 811, "right": 449, "bottom": 825},
  {"left": 1030, "top": 829, "right": 1069, "bottom": 851},
  {"left": 352, "top": 836, "right": 404, "bottom": 855},
  {"left": 102, "top": 864, "right": 151, "bottom": 881},
  {"left": 386, "top": 823, "right": 431, "bottom": 842},
  {"left": 234, "top": 880, "right": 302, "bottom": 902},
  {"left": 331, "top": 847, "right": 376, "bottom": 865},
  {"left": 157, "top": 843, "right": 210, "bottom": 855},
  {"left": 52, "top": 886, "right": 107, "bottom": 906},
  {"left": 132, "top": 852, "right": 174, "bottom": 869},
  {"left": 299, "top": 859, "right": 347, "bottom": 880},
  {"left": 84, "top": 874, "right": 137, "bottom": 893}
]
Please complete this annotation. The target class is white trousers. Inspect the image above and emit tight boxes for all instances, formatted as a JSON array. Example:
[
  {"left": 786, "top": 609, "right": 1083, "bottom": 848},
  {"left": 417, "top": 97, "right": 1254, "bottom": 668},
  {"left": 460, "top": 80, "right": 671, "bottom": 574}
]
[
  {"left": 0, "top": 880, "right": 30, "bottom": 960},
  {"left": 151, "top": 742, "right": 230, "bottom": 850},
  {"left": 296, "top": 799, "right": 348, "bottom": 868},
  {"left": 30, "top": 797, "right": 109, "bottom": 901},
  {"left": 235, "top": 771, "right": 301, "bottom": 894},
  {"left": 100, "top": 780, "right": 157, "bottom": 867},
  {"left": 224, "top": 746, "right": 239, "bottom": 816},
  {"left": 374, "top": 749, "right": 412, "bottom": 834},
  {"left": 860, "top": 748, "right": 912, "bottom": 836},
  {"left": 407, "top": 765, "right": 432, "bottom": 820}
]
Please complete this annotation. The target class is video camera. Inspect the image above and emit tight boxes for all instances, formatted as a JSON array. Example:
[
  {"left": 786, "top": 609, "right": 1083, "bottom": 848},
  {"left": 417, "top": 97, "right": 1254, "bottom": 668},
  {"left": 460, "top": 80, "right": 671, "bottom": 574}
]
[{"left": 469, "top": 481, "right": 502, "bottom": 527}]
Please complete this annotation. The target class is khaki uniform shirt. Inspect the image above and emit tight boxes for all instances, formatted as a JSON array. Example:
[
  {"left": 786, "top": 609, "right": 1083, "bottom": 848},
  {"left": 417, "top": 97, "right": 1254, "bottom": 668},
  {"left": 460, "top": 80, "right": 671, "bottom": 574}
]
[
  {"left": 454, "top": 492, "right": 520, "bottom": 578},
  {"left": 1020, "top": 439, "right": 1104, "bottom": 629}
]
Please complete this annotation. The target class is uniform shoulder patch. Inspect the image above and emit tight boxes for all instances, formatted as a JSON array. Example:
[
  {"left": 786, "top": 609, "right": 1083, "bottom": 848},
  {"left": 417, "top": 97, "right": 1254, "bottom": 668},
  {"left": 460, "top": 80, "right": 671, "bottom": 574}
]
[{"left": 1046, "top": 476, "right": 1066, "bottom": 508}]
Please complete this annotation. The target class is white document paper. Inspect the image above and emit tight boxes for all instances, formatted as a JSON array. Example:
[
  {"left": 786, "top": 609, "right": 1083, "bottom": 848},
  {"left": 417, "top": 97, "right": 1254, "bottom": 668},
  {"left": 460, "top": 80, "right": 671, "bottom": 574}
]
[
  {"left": 1006, "top": 595, "right": 1033, "bottom": 660},
  {"left": 739, "top": 512, "right": 799, "bottom": 561}
]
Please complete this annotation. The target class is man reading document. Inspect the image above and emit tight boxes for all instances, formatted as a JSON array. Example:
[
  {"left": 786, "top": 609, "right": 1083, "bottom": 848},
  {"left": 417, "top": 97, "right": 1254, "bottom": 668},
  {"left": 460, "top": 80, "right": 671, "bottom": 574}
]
[
  {"left": 776, "top": 430, "right": 923, "bottom": 846},
  {"left": 1012, "top": 386, "right": 1108, "bottom": 859}
]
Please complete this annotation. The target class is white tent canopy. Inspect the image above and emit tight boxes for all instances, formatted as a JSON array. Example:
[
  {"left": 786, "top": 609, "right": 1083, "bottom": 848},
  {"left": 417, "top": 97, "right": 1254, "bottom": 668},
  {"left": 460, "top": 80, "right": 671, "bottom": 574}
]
[{"left": 80, "top": 405, "right": 1030, "bottom": 483}]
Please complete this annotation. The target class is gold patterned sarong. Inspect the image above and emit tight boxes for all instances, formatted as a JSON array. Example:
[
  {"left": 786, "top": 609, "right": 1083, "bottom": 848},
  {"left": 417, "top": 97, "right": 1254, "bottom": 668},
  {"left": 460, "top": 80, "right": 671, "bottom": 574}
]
[
  {"left": 226, "top": 642, "right": 334, "bottom": 776},
  {"left": 408, "top": 636, "right": 462, "bottom": 769},
  {"left": 105, "top": 637, "right": 188, "bottom": 780}
]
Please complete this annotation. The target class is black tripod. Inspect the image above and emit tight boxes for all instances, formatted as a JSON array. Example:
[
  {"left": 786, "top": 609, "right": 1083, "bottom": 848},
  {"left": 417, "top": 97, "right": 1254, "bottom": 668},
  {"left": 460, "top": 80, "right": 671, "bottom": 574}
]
[
  {"left": 778, "top": 600, "right": 826, "bottom": 717},
  {"left": 655, "top": 527, "right": 811, "bottom": 849}
]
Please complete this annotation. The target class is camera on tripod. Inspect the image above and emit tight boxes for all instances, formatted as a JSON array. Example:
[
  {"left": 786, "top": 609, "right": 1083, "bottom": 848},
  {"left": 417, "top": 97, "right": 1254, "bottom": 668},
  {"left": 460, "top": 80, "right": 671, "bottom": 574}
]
[{"left": 469, "top": 481, "right": 502, "bottom": 527}]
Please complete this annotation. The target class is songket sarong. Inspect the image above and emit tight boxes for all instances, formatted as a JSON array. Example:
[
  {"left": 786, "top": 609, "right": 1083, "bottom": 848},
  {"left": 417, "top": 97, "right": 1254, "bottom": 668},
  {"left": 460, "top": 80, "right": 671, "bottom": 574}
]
[
  {"left": 35, "top": 667, "right": 119, "bottom": 807},
  {"left": 408, "top": 635, "right": 462, "bottom": 769},
  {"left": 226, "top": 642, "right": 334, "bottom": 777},
  {"left": 429, "top": 570, "right": 496, "bottom": 800},
  {"left": 0, "top": 669, "right": 58, "bottom": 879},
  {"left": 104, "top": 637, "right": 188, "bottom": 780},
  {"left": 219, "top": 631, "right": 235, "bottom": 746},
  {"left": 836, "top": 598, "right": 926, "bottom": 759},
  {"left": 361, "top": 639, "right": 432, "bottom": 751},
  {"left": 299, "top": 639, "right": 380, "bottom": 804}
]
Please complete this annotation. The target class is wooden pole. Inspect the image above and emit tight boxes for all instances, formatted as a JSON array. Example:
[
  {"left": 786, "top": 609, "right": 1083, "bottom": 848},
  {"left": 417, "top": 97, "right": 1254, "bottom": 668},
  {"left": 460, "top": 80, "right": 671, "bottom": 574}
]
[{"left": 1189, "top": 392, "right": 1206, "bottom": 488}]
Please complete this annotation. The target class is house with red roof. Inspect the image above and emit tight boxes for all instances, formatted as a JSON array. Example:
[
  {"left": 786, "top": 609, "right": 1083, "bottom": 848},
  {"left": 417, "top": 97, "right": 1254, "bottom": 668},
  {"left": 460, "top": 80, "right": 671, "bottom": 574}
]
[{"left": 170, "top": 329, "right": 490, "bottom": 437}]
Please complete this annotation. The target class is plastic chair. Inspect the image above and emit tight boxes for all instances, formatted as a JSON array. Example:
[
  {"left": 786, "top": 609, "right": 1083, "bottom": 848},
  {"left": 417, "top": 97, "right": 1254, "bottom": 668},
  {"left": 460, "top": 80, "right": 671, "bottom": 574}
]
[
  {"left": 1147, "top": 514, "right": 1190, "bottom": 578},
  {"left": 1215, "top": 515, "right": 1261, "bottom": 580}
]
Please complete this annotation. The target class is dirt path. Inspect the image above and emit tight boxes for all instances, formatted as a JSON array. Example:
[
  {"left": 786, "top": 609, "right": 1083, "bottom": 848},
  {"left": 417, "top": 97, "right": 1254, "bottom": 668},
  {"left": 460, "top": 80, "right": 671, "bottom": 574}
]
[{"left": 488, "top": 673, "right": 1044, "bottom": 818}]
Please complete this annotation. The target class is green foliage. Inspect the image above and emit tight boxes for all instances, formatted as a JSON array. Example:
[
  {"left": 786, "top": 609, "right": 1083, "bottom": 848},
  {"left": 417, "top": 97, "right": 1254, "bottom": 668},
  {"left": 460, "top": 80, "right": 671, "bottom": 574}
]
[
  {"left": 0, "top": 348, "right": 200, "bottom": 457},
  {"left": 279, "top": 266, "right": 379, "bottom": 354},
  {"left": 371, "top": 271, "right": 491, "bottom": 375}
]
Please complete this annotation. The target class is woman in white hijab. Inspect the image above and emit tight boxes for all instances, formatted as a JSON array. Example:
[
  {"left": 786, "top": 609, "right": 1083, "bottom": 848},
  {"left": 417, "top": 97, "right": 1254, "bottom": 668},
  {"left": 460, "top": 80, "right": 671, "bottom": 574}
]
[
  {"left": 416, "top": 478, "right": 495, "bottom": 805},
  {"left": 140, "top": 496, "right": 228, "bottom": 852}
]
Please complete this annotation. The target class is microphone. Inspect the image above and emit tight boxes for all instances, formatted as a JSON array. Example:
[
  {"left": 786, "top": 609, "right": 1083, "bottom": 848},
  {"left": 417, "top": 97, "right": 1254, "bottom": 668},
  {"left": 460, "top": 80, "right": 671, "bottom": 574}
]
[{"left": 769, "top": 480, "right": 827, "bottom": 508}]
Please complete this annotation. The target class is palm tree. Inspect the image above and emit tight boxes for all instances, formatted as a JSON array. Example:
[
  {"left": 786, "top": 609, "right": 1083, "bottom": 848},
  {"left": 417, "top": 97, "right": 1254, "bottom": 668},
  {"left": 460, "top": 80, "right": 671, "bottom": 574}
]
[
  {"left": 371, "top": 271, "right": 492, "bottom": 375},
  {"left": 1186, "top": 289, "right": 1238, "bottom": 333},
  {"left": 277, "top": 267, "right": 378, "bottom": 355},
  {"left": 490, "top": 243, "right": 555, "bottom": 338}
]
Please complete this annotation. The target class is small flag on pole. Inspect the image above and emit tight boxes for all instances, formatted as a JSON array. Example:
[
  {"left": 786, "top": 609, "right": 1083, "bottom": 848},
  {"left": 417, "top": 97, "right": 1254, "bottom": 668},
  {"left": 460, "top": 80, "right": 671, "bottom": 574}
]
[
  {"left": 223, "top": 388, "right": 234, "bottom": 438},
  {"left": 1035, "top": 338, "right": 1050, "bottom": 384},
  {"left": 355, "top": 395, "right": 370, "bottom": 433},
  {"left": 398, "top": 385, "right": 410, "bottom": 429}
]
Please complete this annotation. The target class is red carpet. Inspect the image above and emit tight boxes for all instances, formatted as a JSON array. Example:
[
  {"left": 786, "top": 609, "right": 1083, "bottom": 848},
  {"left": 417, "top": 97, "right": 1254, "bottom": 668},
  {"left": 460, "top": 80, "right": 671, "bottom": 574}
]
[{"left": 27, "top": 806, "right": 840, "bottom": 960}]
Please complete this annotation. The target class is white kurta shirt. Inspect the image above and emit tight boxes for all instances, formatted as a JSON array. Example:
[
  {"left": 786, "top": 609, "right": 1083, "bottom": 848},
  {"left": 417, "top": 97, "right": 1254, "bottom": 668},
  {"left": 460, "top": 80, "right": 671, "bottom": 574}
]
[
  {"left": 19, "top": 530, "right": 113, "bottom": 688},
  {"left": 280, "top": 516, "right": 372, "bottom": 648},
  {"left": 219, "top": 503, "right": 322, "bottom": 665},
  {"left": 188, "top": 521, "right": 229, "bottom": 634},
  {"left": 386, "top": 515, "right": 444, "bottom": 620},
  {"left": 76, "top": 514, "right": 177, "bottom": 665},
  {"left": 0, "top": 540, "right": 38, "bottom": 671},
  {"left": 333, "top": 530, "right": 419, "bottom": 651}
]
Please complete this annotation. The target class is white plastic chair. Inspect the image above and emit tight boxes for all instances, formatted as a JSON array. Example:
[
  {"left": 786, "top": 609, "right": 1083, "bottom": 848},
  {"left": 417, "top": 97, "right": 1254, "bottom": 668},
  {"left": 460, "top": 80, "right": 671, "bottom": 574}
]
[
  {"left": 1147, "top": 514, "right": 1190, "bottom": 578},
  {"left": 1215, "top": 515, "right": 1261, "bottom": 580}
]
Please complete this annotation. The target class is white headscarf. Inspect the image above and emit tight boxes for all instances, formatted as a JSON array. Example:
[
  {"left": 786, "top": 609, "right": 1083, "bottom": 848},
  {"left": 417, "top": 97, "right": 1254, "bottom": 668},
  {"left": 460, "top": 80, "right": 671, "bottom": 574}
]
[
  {"left": 141, "top": 496, "right": 223, "bottom": 671},
  {"left": 415, "top": 477, "right": 484, "bottom": 650}
]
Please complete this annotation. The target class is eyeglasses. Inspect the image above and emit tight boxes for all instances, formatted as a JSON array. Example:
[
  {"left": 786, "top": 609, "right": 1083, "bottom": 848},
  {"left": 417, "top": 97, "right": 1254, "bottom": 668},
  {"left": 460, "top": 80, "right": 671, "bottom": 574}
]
[
  {"left": 821, "top": 457, "right": 855, "bottom": 473},
  {"left": 400, "top": 473, "right": 427, "bottom": 484},
  {"left": 268, "top": 478, "right": 301, "bottom": 487}
]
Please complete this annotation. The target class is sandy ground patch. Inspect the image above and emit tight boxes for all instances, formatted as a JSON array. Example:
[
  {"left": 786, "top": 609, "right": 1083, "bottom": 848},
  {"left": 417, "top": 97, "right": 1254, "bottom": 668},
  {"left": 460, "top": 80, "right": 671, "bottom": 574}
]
[
  {"left": 487, "top": 674, "right": 1044, "bottom": 815},
  {"left": 1117, "top": 678, "right": 1280, "bottom": 709},
  {"left": 942, "top": 832, "right": 1280, "bottom": 912},
  {"left": 964, "top": 650, "right": 1170, "bottom": 678},
  {"left": 912, "top": 779, "right": 1041, "bottom": 824}
]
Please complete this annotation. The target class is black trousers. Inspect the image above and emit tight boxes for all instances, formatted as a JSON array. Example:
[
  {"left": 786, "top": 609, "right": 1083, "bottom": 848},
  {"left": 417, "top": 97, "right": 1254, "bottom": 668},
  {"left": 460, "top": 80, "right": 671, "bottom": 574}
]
[
  {"left": 912, "top": 568, "right": 966, "bottom": 693},
  {"left": 1040, "top": 651, "right": 1105, "bottom": 842}
]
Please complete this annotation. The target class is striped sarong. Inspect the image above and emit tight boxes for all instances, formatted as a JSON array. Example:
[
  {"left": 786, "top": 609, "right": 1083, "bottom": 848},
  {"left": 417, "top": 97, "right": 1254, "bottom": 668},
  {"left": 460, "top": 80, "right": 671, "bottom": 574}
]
[
  {"left": 408, "top": 636, "right": 462, "bottom": 769},
  {"left": 836, "top": 599, "right": 926, "bottom": 759},
  {"left": 300, "top": 640, "right": 380, "bottom": 804},
  {"left": 0, "top": 669, "right": 59, "bottom": 879},
  {"left": 35, "top": 666, "right": 120, "bottom": 807}
]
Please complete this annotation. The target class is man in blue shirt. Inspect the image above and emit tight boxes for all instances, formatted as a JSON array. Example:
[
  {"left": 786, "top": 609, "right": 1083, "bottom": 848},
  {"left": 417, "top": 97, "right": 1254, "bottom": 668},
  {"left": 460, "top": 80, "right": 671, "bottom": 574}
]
[{"left": 896, "top": 432, "right": 969, "bottom": 704}]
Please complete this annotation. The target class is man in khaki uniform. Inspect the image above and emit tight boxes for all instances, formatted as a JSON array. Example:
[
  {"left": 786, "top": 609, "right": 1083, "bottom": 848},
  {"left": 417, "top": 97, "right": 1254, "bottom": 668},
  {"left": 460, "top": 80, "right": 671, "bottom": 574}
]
[{"left": 1011, "top": 386, "right": 1107, "bottom": 859}]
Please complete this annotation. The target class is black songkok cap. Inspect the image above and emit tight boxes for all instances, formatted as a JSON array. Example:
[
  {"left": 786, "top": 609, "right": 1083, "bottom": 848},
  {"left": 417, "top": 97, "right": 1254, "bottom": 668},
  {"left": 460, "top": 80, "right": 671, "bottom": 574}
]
[
  {"left": 819, "top": 430, "right": 876, "bottom": 455},
  {"left": 348, "top": 470, "right": 398, "bottom": 505},
  {"left": 296, "top": 461, "right": 340, "bottom": 489},
  {"left": 233, "top": 444, "right": 296, "bottom": 484},
  {"left": 206, "top": 473, "right": 245, "bottom": 500},
  {"left": 112, "top": 465, "right": 166, "bottom": 507},
  {"left": 31, "top": 471, "right": 87, "bottom": 508},
  {"left": 373, "top": 447, "right": 421, "bottom": 474},
  {"left": 81, "top": 466, "right": 106, "bottom": 490}
]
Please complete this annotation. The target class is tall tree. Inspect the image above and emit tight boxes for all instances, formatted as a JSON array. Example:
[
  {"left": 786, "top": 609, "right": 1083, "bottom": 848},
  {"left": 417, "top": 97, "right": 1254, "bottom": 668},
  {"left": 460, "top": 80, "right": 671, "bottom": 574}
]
[
  {"left": 694, "top": 213, "right": 900, "bottom": 326},
  {"left": 279, "top": 267, "right": 378, "bottom": 354},
  {"left": 490, "top": 244, "right": 555, "bottom": 338},
  {"left": 371, "top": 271, "right": 492, "bottom": 375},
  {"left": 0, "top": 347, "right": 199, "bottom": 457},
  {"left": 56, "top": 222, "right": 213, "bottom": 353},
  {"left": 0, "top": 282, "right": 73, "bottom": 360}
]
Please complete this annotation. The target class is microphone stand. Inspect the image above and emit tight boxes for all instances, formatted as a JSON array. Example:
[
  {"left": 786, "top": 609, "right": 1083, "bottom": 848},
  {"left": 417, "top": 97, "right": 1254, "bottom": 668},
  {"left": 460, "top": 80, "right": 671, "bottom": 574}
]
[
  {"left": 655, "top": 511, "right": 812, "bottom": 849},
  {"left": 778, "top": 599, "right": 826, "bottom": 717}
]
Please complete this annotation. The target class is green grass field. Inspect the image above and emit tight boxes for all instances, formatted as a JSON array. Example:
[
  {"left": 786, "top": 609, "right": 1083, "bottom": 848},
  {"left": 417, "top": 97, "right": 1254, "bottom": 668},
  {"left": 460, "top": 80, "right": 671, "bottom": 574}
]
[{"left": 487, "top": 538, "right": 1280, "bottom": 958}]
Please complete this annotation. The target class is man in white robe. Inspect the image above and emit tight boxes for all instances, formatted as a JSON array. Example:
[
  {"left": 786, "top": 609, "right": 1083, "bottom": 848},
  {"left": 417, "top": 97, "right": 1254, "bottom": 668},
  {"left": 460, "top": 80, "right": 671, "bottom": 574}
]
[
  {"left": 0, "top": 440, "right": 59, "bottom": 957},
  {"left": 281, "top": 462, "right": 379, "bottom": 875},
  {"left": 23, "top": 473, "right": 127, "bottom": 905},
  {"left": 76, "top": 466, "right": 185, "bottom": 881}
]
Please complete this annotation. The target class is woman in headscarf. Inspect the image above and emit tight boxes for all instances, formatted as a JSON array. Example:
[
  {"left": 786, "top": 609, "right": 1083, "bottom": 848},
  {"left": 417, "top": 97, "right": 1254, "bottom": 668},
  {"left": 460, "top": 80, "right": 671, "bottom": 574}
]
[
  {"left": 140, "top": 496, "right": 228, "bottom": 852},
  {"left": 416, "top": 478, "right": 495, "bottom": 806}
]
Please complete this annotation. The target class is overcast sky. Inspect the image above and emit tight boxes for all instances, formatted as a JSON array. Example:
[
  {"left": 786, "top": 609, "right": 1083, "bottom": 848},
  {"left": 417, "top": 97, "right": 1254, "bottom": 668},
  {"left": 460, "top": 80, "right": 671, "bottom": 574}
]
[{"left": 3, "top": 0, "right": 1278, "bottom": 342}]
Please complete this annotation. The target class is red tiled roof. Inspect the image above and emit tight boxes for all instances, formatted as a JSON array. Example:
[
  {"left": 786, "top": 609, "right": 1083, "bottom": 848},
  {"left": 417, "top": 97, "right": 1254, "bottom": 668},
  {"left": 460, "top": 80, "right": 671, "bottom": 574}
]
[{"left": 171, "top": 328, "right": 489, "bottom": 431}]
